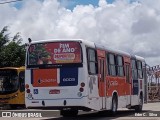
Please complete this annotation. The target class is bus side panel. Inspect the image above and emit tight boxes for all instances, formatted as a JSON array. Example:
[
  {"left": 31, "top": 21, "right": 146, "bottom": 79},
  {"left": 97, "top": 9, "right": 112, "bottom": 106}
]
[{"left": 87, "top": 75, "right": 101, "bottom": 110}]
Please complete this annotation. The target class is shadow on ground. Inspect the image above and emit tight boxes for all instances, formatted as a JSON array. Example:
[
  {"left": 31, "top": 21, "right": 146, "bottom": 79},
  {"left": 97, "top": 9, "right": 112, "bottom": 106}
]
[{"left": 42, "top": 110, "right": 150, "bottom": 120}]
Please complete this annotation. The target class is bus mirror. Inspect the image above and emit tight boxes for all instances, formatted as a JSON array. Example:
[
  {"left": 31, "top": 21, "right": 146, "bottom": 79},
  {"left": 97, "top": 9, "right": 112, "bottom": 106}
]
[{"left": 28, "top": 38, "right": 32, "bottom": 43}]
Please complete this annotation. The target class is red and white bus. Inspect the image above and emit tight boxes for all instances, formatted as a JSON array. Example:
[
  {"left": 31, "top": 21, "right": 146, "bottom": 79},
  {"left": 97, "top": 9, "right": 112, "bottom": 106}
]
[{"left": 25, "top": 39, "right": 146, "bottom": 116}]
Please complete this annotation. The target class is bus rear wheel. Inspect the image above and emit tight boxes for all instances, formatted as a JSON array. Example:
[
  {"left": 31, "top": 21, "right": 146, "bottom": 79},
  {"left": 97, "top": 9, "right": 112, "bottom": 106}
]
[
  {"left": 110, "top": 95, "right": 118, "bottom": 116},
  {"left": 60, "top": 109, "right": 78, "bottom": 117},
  {"left": 135, "top": 95, "right": 143, "bottom": 112}
]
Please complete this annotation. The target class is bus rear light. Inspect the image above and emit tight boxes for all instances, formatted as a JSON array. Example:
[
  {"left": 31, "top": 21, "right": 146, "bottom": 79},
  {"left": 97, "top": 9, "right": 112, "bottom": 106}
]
[
  {"left": 25, "top": 84, "right": 29, "bottom": 89},
  {"left": 0, "top": 100, "right": 8, "bottom": 103},
  {"left": 77, "top": 92, "right": 82, "bottom": 97},
  {"left": 79, "top": 87, "right": 84, "bottom": 92},
  {"left": 13, "top": 93, "right": 18, "bottom": 97},
  {"left": 26, "top": 89, "right": 30, "bottom": 93},
  {"left": 81, "top": 82, "right": 85, "bottom": 87},
  {"left": 28, "top": 93, "right": 32, "bottom": 99}
]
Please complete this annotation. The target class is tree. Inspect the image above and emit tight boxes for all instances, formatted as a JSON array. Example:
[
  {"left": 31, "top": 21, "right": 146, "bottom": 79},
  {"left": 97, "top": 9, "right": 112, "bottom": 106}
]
[
  {"left": 0, "top": 26, "right": 9, "bottom": 49},
  {"left": 0, "top": 26, "right": 25, "bottom": 67}
]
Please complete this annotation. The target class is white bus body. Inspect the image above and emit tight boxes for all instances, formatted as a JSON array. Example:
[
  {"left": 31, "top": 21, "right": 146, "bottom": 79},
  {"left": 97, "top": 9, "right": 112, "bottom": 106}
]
[{"left": 25, "top": 39, "right": 146, "bottom": 116}]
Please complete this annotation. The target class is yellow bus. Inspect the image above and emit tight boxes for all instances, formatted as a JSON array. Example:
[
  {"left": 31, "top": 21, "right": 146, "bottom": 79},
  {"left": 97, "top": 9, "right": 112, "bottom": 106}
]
[{"left": 0, "top": 66, "right": 25, "bottom": 109}]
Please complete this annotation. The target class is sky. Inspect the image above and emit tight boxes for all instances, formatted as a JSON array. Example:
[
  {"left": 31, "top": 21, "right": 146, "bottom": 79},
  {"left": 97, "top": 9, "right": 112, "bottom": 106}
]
[{"left": 0, "top": 0, "right": 160, "bottom": 66}]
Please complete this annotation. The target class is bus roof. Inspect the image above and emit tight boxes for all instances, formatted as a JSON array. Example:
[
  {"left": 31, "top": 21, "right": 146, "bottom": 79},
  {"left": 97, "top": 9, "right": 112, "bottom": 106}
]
[
  {"left": 29, "top": 39, "right": 96, "bottom": 50},
  {"left": 135, "top": 55, "right": 145, "bottom": 61},
  {"left": 95, "top": 43, "right": 130, "bottom": 57},
  {"left": 29, "top": 39, "right": 83, "bottom": 44},
  {"left": 29, "top": 39, "right": 142, "bottom": 58}
]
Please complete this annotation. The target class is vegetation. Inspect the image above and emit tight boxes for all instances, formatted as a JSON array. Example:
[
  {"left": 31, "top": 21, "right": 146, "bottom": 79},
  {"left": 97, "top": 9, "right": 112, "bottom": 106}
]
[{"left": 0, "top": 26, "right": 25, "bottom": 67}]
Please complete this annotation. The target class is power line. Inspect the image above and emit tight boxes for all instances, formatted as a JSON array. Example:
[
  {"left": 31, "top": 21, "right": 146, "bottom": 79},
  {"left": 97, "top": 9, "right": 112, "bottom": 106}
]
[{"left": 0, "top": 0, "right": 23, "bottom": 4}]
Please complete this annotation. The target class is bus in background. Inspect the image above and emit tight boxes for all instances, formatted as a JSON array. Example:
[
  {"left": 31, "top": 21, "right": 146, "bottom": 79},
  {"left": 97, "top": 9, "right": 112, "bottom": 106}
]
[
  {"left": 0, "top": 66, "right": 25, "bottom": 109},
  {"left": 131, "top": 55, "right": 146, "bottom": 111},
  {"left": 25, "top": 39, "right": 146, "bottom": 116}
]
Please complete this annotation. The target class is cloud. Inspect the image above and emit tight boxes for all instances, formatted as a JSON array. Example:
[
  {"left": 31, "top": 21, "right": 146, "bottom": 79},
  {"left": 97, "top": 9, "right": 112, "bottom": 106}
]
[{"left": 0, "top": 0, "right": 160, "bottom": 66}]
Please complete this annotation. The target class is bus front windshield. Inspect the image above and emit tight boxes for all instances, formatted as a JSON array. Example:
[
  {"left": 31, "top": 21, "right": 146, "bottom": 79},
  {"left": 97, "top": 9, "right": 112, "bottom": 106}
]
[
  {"left": 0, "top": 69, "right": 19, "bottom": 94},
  {"left": 27, "top": 41, "right": 82, "bottom": 68}
]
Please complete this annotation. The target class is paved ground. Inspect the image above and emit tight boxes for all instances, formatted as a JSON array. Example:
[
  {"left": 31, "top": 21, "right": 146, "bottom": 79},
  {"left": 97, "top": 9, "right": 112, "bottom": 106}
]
[{"left": 0, "top": 102, "right": 160, "bottom": 120}]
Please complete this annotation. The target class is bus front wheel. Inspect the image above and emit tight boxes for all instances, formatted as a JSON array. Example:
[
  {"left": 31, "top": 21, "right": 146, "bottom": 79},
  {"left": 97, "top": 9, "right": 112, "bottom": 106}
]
[{"left": 10, "top": 104, "right": 17, "bottom": 109}]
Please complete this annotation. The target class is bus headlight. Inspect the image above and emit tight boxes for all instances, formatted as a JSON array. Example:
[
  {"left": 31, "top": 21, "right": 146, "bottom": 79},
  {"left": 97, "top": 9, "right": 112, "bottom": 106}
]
[{"left": 77, "top": 92, "right": 82, "bottom": 97}]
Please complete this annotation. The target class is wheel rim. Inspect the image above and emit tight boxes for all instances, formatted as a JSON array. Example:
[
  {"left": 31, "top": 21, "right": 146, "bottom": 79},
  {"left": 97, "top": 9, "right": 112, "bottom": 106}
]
[
  {"left": 112, "top": 99, "right": 117, "bottom": 112},
  {"left": 139, "top": 97, "right": 143, "bottom": 109},
  {"left": 140, "top": 99, "right": 142, "bottom": 105}
]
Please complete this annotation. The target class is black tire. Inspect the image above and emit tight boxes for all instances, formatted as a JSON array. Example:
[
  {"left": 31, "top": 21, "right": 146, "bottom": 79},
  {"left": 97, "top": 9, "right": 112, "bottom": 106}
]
[
  {"left": 10, "top": 104, "right": 17, "bottom": 109},
  {"left": 110, "top": 95, "right": 118, "bottom": 116},
  {"left": 135, "top": 95, "right": 143, "bottom": 112},
  {"left": 60, "top": 109, "right": 78, "bottom": 117},
  {"left": 19, "top": 104, "right": 26, "bottom": 109}
]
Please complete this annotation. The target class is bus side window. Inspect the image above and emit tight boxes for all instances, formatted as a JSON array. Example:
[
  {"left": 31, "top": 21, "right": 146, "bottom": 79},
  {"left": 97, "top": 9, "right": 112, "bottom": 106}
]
[
  {"left": 137, "top": 61, "right": 143, "bottom": 79},
  {"left": 131, "top": 60, "right": 138, "bottom": 80},
  {"left": 107, "top": 53, "right": 116, "bottom": 76},
  {"left": 116, "top": 55, "right": 124, "bottom": 76},
  {"left": 19, "top": 71, "right": 25, "bottom": 92},
  {"left": 87, "top": 48, "right": 98, "bottom": 75}
]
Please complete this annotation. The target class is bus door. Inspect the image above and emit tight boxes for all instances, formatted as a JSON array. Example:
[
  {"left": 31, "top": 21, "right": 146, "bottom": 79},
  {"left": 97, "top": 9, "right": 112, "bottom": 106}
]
[
  {"left": 125, "top": 63, "right": 131, "bottom": 105},
  {"left": 97, "top": 50, "right": 106, "bottom": 109}
]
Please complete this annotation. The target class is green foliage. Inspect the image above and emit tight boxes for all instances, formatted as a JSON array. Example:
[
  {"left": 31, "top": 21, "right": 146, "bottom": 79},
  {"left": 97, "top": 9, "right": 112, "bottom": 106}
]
[
  {"left": 0, "top": 26, "right": 25, "bottom": 67},
  {"left": 0, "top": 26, "right": 9, "bottom": 49}
]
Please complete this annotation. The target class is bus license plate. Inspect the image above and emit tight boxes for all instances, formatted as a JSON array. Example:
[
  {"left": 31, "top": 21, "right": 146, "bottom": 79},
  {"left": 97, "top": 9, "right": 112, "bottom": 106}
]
[{"left": 49, "top": 89, "right": 60, "bottom": 94}]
